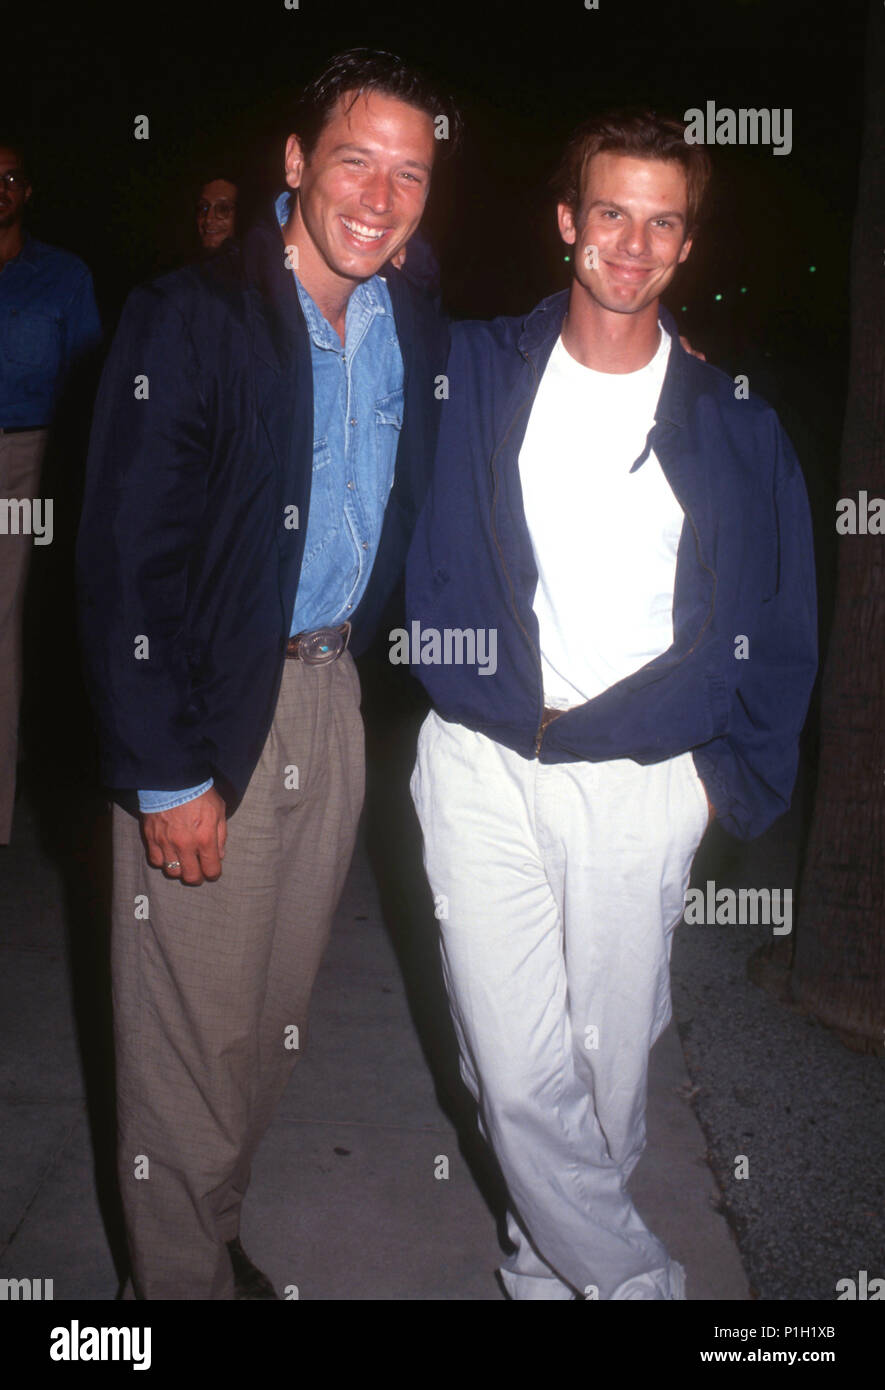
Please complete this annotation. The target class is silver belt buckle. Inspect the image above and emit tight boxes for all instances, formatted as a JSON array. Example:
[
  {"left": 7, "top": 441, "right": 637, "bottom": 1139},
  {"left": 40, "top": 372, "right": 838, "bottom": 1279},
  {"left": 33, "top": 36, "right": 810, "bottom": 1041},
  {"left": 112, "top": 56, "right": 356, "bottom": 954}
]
[{"left": 298, "top": 623, "right": 350, "bottom": 665}]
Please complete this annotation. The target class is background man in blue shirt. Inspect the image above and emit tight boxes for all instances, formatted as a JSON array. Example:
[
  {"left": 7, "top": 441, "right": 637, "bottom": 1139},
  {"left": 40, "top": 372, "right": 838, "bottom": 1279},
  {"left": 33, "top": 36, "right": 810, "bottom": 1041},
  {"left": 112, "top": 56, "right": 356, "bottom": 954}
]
[
  {"left": 77, "top": 50, "right": 452, "bottom": 1300},
  {"left": 0, "top": 138, "right": 101, "bottom": 844}
]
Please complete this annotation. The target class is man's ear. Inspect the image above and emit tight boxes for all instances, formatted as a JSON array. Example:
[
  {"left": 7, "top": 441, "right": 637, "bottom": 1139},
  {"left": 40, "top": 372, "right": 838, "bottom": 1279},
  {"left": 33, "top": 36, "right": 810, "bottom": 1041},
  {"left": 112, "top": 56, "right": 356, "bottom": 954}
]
[
  {"left": 284, "top": 134, "right": 305, "bottom": 190},
  {"left": 557, "top": 201, "right": 578, "bottom": 246},
  {"left": 677, "top": 232, "right": 694, "bottom": 266}
]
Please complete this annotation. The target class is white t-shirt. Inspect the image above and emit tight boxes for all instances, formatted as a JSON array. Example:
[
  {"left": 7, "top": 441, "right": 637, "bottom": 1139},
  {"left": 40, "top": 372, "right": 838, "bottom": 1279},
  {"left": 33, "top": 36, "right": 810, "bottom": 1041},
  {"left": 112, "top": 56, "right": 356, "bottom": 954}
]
[{"left": 517, "top": 325, "right": 685, "bottom": 709}]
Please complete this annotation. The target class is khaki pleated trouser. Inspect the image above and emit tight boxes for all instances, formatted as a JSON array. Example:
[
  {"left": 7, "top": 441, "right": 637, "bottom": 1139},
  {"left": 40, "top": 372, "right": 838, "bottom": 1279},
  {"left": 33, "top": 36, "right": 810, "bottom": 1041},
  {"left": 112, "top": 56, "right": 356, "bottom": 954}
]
[{"left": 112, "top": 651, "right": 364, "bottom": 1299}]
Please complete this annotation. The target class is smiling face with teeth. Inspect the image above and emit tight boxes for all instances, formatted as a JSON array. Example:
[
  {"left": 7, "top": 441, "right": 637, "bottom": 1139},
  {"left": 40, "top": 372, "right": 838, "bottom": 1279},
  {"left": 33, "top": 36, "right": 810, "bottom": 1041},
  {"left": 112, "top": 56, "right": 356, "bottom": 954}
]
[
  {"left": 558, "top": 152, "right": 693, "bottom": 322},
  {"left": 282, "top": 90, "right": 436, "bottom": 318}
]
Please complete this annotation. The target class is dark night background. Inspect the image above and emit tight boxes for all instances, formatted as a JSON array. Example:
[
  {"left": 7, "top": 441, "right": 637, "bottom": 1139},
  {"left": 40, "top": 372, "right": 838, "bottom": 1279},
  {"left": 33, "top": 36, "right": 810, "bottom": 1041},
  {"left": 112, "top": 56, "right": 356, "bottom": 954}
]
[{"left": 10, "top": 0, "right": 869, "bottom": 637}]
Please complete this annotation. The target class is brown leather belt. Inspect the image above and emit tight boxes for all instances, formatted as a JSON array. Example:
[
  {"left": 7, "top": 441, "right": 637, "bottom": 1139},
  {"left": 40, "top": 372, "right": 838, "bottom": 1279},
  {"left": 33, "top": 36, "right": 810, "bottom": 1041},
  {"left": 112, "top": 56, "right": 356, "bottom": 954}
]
[
  {"left": 285, "top": 621, "right": 351, "bottom": 665},
  {"left": 540, "top": 706, "right": 566, "bottom": 733}
]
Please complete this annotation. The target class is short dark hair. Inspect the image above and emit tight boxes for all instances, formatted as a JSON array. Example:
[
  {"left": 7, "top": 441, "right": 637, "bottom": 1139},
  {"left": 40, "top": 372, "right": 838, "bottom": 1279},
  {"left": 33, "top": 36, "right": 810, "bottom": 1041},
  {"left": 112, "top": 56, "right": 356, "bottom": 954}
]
[
  {"left": 552, "top": 108, "right": 711, "bottom": 233},
  {"left": 197, "top": 175, "right": 239, "bottom": 194},
  {"left": 292, "top": 48, "right": 461, "bottom": 161},
  {"left": 195, "top": 175, "right": 239, "bottom": 205}
]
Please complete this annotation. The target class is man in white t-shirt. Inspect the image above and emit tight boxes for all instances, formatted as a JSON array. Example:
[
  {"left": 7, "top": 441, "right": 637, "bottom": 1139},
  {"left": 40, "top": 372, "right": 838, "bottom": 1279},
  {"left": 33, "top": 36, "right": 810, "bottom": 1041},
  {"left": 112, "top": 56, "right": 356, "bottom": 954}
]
[
  {"left": 406, "top": 110, "right": 817, "bottom": 1299},
  {"left": 519, "top": 313, "right": 683, "bottom": 711}
]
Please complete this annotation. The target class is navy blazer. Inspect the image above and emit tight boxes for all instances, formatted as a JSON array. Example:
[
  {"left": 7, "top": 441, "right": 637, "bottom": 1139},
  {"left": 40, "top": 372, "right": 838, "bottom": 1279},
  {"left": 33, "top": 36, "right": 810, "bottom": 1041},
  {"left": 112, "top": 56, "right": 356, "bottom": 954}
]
[
  {"left": 76, "top": 211, "right": 448, "bottom": 807},
  {"left": 406, "top": 292, "right": 818, "bottom": 841}
]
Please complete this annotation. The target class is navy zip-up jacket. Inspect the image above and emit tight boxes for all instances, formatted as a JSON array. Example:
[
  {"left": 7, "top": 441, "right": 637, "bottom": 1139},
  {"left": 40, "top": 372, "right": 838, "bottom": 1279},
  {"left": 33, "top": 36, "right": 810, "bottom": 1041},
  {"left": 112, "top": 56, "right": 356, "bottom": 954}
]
[
  {"left": 406, "top": 291, "right": 818, "bottom": 841},
  {"left": 76, "top": 211, "right": 448, "bottom": 808}
]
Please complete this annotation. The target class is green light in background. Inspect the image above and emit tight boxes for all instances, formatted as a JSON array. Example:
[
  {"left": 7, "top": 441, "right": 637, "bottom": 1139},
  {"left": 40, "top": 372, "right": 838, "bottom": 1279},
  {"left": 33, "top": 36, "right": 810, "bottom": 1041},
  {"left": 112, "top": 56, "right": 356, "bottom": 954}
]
[
  {"left": 564, "top": 254, "right": 571, "bottom": 262},
  {"left": 809, "top": 265, "right": 816, "bottom": 273},
  {"left": 681, "top": 305, "right": 688, "bottom": 312},
  {"left": 740, "top": 286, "right": 747, "bottom": 294},
  {"left": 714, "top": 293, "right": 723, "bottom": 301}
]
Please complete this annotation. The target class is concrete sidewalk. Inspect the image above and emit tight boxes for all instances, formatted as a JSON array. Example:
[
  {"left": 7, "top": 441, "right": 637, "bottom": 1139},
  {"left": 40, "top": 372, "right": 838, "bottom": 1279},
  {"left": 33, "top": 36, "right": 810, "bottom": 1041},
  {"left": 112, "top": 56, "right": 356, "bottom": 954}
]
[{"left": 0, "top": 788, "right": 749, "bottom": 1301}]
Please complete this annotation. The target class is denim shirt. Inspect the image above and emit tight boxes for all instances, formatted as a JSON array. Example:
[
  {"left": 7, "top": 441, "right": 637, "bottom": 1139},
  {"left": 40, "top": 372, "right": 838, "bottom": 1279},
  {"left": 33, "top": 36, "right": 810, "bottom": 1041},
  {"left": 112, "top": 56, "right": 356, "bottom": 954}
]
[
  {"left": 286, "top": 243, "right": 403, "bottom": 628},
  {"left": 0, "top": 234, "right": 102, "bottom": 426},
  {"left": 139, "top": 193, "right": 403, "bottom": 813}
]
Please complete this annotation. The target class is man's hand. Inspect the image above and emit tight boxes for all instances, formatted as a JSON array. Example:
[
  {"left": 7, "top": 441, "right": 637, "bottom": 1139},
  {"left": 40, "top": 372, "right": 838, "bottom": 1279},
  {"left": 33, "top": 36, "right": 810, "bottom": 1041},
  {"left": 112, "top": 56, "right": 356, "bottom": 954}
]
[
  {"left": 679, "top": 334, "right": 706, "bottom": 362},
  {"left": 142, "top": 787, "right": 227, "bottom": 886}
]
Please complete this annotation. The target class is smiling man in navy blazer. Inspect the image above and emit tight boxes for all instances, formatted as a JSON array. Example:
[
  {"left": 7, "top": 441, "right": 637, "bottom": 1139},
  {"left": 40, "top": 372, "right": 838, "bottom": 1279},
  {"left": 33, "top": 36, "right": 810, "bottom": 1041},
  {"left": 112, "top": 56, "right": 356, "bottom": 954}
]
[{"left": 76, "top": 49, "right": 453, "bottom": 1300}]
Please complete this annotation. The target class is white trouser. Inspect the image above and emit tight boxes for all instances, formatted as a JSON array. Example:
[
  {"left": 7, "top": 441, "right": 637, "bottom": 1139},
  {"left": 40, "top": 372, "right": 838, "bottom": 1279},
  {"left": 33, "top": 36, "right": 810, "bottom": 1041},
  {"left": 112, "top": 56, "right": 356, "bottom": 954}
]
[{"left": 410, "top": 710, "right": 709, "bottom": 1300}]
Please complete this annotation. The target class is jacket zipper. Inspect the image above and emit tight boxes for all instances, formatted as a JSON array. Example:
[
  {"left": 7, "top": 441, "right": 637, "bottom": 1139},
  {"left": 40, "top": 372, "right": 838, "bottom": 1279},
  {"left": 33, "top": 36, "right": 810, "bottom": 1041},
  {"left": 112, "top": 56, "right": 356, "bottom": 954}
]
[{"left": 488, "top": 350, "right": 549, "bottom": 755}]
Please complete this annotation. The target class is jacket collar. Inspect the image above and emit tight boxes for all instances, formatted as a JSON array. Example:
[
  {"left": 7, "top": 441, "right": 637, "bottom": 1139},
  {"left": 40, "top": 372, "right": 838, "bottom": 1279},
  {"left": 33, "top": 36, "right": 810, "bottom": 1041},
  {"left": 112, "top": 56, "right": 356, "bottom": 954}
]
[
  {"left": 518, "top": 288, "right": 568, "bottom": 361},
  {"left": 654, "top": 305, "right": 690, "bottom": 429},
  {"left": 242, "top": 205, "right": 307, "bottom": 364},
  {"left": 517, "top": 288, "right": 691, "bottom": 430}
]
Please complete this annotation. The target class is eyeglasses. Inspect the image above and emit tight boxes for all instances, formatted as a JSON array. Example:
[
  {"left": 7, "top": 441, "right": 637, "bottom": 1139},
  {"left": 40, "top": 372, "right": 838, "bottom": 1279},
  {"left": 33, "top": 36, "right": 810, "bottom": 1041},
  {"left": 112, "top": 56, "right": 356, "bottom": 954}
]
[
  {"left": 0, "top": 171, "right": 27, "bottom": 189},
  {"left": 197, "top": 199, "right": 236, "bottom": 219}
]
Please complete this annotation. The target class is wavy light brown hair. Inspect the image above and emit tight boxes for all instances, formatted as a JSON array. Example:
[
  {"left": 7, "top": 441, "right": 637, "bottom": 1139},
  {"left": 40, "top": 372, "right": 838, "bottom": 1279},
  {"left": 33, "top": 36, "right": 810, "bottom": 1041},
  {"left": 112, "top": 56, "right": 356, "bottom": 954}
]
[{"left": 552, "top": 109, "right": 712, "bottom": 234}]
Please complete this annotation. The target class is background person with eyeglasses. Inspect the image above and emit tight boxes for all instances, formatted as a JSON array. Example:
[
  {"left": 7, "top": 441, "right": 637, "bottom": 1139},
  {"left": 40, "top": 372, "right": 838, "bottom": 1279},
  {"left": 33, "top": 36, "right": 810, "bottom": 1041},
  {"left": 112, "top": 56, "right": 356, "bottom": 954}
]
[
  {"left": 0, "top": 138, "right": 102, "bottom": 845},
  {"left": 195, "top": 177, "right": 239, "bottom": 254}
]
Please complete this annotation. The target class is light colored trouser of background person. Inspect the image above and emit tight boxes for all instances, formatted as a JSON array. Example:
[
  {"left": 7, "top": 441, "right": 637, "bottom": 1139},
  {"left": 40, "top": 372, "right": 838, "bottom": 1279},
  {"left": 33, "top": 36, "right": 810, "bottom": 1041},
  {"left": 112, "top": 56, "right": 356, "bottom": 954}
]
[
  {"left": 411, "top": 709, "right": 709, "bottom": 1301},
  {"left": 112, "top": 652, "right": 364, "bottom": 1299},
  {"left": 0, "top": 428, "right": 48, "bottom": 844}
]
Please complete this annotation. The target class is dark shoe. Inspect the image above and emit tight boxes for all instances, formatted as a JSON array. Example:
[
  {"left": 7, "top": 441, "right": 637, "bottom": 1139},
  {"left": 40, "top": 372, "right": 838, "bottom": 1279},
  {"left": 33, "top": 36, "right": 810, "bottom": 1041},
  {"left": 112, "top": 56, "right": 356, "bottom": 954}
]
[{"left": 226, "top": 1237, "right": 279, "bottom": 1300}]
